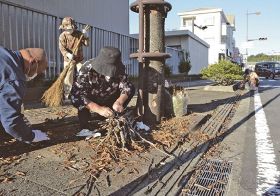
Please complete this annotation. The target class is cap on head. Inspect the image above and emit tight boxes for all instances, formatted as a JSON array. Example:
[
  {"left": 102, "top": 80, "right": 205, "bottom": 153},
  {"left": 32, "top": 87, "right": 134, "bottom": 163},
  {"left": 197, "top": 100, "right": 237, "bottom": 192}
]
[
  {"left": 21, "top": 48, "right": 48, "bottom": 74},
  {"left": 59, "top": 17, "right": 77, "bottom": 30}
]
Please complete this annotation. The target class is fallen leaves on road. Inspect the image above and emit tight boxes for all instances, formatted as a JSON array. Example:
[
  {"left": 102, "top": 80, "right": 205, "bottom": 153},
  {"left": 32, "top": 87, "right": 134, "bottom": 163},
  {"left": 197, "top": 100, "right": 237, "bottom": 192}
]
[
  {"left": 152, "top": 116, "right": 191, "bottom": 147},
  {"left": 0, "top": 110, "right": 196, "bottom": 191},
  {"left": 0, "top": 176, "right": 14, "bottom": 183},
  {"left": 15, "top": 171, "right": 26, "bottom": 176}
]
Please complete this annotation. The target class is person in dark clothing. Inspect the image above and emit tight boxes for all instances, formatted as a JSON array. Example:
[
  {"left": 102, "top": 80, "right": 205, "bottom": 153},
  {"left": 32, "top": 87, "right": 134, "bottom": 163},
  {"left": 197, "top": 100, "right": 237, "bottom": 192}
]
[
  {"left": 70, "top": 47, "right": 135, "bottom": 132},
  {"left": 0, "top": 46, "right": 49, "bottom": 143}
]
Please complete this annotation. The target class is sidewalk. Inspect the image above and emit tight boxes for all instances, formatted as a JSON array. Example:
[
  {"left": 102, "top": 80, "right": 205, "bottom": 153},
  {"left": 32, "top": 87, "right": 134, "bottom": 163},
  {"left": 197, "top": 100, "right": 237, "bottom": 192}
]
[
  {"left": 172, "top": 79, "right": 214, "bottom": 89},
  {"left": 0, "top": 81, "right": 240, "bottom": 195}
]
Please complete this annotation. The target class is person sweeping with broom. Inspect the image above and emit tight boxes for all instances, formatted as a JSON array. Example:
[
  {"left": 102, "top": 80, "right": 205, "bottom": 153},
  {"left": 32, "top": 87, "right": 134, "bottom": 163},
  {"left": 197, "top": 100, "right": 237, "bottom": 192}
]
[
  {"left": 58, "top": 17, "right": 90, "bottom": 99},
  {"left": 41, "top": 17, "right": 90, "bottom": 107}
]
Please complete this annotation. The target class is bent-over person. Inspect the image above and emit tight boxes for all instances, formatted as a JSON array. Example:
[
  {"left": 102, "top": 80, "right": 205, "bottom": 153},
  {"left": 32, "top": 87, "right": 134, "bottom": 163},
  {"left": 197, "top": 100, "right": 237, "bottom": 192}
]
[
  {"left": 0, "top": 46, "right": 49, "bottom": 143},
  {"left": 70, "top": 47, "right": 135, "bottom": 133}
]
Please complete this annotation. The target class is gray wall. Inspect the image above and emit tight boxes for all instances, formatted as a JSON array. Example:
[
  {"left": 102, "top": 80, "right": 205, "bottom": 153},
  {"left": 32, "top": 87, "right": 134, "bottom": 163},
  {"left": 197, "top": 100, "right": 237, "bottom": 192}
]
[
  {"left": 4, "top": 0, "right": 129, "bottom": 35},
  {"left": 166, "top": 35, "right": 209, "bottom": 75},
  {"left": 187, "top": 37, "right": 209, "bottom": 74}
]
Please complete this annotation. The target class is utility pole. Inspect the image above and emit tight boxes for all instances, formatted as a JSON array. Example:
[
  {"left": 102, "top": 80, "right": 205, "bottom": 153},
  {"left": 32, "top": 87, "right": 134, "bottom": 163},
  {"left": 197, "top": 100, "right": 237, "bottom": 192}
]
[
  {"left": 130, "top": 0, "right": 171, "bottom": 125},
  {"left": 245, "top": 10, "right": 261, "bottom": 60}
]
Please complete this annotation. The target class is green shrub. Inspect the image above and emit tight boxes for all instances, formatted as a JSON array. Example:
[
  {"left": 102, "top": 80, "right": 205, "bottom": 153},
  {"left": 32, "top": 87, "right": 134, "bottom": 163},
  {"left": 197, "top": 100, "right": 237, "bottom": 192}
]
[
  {"left": 201, "top": 60, "right": 243, "bottom": 85},
  {"left": 164, "top": 64, "right": 172, "bottom": 77},
  {"left": 178, "top": 52, "right": 192, "bottom": 75}
]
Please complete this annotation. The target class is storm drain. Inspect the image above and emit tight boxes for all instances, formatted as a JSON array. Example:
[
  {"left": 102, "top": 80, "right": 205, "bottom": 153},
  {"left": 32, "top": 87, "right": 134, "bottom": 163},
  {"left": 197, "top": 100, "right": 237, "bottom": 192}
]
[{"left": 183, "top": 159, "right": 233, "bottom": 196}]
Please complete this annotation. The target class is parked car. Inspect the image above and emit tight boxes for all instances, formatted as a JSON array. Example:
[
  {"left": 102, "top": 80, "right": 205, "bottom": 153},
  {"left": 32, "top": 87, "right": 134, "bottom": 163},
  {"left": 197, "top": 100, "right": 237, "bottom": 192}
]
[{"left": 255, "top": 61, "right": 280, "bottom": 79}]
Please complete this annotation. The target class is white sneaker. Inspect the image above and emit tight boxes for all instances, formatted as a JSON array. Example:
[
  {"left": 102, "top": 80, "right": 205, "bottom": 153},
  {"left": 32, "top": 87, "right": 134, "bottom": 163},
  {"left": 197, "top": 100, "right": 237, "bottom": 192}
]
[{"left": 76, "top": 129, "right": 101, "bottom": 138}]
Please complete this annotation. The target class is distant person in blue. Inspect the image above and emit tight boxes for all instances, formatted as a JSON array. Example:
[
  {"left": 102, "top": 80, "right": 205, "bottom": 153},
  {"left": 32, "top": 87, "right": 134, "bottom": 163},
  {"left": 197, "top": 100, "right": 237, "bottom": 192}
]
[{"left": 0, "top": 46, "right": 49, "bottom": 143}]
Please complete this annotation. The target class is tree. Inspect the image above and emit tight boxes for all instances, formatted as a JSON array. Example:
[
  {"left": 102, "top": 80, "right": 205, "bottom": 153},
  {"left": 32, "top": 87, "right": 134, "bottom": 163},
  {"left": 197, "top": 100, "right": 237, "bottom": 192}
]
[
  {"left": 248, "top": 53, "right": 280, "bottom": 62},
  {"left": 201, "top": 60, "right": 243, "bottom": 85},
  {"left": 178, "top": 51, "right": 192, "bottom": 75}
]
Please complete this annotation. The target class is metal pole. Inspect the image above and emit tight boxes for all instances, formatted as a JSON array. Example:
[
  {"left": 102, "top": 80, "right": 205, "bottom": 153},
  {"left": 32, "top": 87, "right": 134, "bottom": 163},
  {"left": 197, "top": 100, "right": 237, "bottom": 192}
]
[
  {"left": 137, "top": 0, "right": 144, "bottom": 118},
  {"left": 192, "top": 17, "right": 194, "bottom": 33},
  {"left": 246, "top": 10, "right": 248, "bottom": 57},
  {"left": 130, "top": 0, "right": 171, "bottom": 125},
  {"left": 246, "top": 10, "right": 248, "bottom": 42}
]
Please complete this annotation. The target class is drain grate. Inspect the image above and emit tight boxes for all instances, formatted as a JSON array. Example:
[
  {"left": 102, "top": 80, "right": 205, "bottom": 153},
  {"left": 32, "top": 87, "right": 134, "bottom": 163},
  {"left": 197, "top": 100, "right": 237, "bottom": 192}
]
[{"left": 183, "top": 159, "right": 233, "bottom": 196}]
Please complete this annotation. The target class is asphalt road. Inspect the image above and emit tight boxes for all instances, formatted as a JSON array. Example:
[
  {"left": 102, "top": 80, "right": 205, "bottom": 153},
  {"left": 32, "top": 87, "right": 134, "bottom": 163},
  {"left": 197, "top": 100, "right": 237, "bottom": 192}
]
[{"left": 239, "top": 77, "right": 280, "bottom": 195}]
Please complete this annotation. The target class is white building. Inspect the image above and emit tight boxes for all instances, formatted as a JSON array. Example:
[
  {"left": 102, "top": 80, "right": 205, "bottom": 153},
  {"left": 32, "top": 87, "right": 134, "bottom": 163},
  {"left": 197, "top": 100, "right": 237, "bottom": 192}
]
[
  {"left": 131, "top": 30, "right": 209, "bottom": 75},
  {"left": 178, "top": 8, "right": 236, "bottom": 65},
  {"left": 165, "top": 30, "right": 209, "bottom": 74},
  {"left": 4, "top": 0, "right": 129, "bottom": 35}
]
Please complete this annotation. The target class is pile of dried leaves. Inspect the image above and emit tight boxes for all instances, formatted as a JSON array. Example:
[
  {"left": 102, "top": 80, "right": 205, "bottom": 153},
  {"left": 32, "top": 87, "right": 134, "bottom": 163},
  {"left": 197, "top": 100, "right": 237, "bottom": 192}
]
[{"left": 152, "top": 116, "right": 191, "bottom": 147}]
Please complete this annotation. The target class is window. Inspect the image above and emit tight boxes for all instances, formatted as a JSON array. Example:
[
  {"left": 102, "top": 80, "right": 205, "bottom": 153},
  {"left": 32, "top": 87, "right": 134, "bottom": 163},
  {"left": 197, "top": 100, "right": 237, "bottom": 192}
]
[
  {"left": 268, "top": 64, "right": 274, "bottom": 69},
  {"left": 204, "top": 16, "right": 215, "bottom": 26},
  {"left": 275, "top": 63, "right": 280, "bottom": 69},
  {"left": 262, "top": 64, "right": 268, "bottom": 69},
  {"left": 183, "top": 18, "right": 194, "bottom": 27},
  {"left": 167, "top": 45, "right": 182, "bottom": 50}
]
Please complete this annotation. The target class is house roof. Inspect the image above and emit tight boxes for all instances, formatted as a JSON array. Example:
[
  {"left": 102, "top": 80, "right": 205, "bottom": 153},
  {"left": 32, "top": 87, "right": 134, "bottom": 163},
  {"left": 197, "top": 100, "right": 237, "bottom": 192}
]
[
  {"left": 178, "top": 7, "right": 223, "bottom": 16},
  {"left": 166, "top": 30, "right": 209, "bottom": 47},
  {"left": 178, "top": 7, "right": 232, "bottom": 27},
  {"left": 226, "top": 14, "right": 235, "bottom": 29},
  {"left": 130, "top": 30, "right": 210, "bottom": 48},
  {"left": 188, "top": 8, "right": 218, "bottom": 12}
]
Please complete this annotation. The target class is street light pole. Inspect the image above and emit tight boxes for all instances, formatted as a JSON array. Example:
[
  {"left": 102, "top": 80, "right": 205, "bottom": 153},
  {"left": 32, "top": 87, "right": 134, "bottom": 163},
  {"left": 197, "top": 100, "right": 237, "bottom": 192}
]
[
  {"left": 246, "top": 10, "right": 248, "bottom": 44},
  {"left": 245, "top": 10, "right": 261, "bottom": 60},
  {"left": 246, "top": 10, "right": 248, "bottom": 57}
]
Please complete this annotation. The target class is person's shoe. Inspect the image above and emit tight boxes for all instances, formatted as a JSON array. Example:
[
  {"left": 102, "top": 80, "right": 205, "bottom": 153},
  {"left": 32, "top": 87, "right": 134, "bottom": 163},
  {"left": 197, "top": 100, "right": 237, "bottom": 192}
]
[{"left": 76, "top": 129, "right": 101, "bottom": 138}]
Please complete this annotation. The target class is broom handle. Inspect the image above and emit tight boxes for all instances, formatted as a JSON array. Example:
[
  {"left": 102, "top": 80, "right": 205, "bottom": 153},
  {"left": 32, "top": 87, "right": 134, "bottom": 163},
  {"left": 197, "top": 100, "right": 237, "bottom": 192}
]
[{"left": 68, "top": 25, "right": 90, "bottom": 66}]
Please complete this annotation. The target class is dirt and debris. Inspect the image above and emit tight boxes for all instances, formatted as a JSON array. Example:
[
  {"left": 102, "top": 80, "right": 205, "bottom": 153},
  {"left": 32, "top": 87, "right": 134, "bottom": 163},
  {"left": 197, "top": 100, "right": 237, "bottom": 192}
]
[{"left": 0, "top": 89, "right": 238, "bottom": 195}]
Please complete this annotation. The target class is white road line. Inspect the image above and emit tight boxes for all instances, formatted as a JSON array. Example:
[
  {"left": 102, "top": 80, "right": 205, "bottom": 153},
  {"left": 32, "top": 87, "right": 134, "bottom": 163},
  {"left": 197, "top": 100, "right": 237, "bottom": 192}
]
[
  {"left": 259, "top": 85, "right": 280, "bottom": 88},
  {"left": 254, "top": 90, "right": 280, "bottom": 195}
]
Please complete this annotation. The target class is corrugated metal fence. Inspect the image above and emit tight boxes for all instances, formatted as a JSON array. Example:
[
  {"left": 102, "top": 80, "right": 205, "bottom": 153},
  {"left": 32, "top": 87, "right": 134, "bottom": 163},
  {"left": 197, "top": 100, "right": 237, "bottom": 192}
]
[
  {"left": 0, "top": 0, "right": 183, "bottom": 79},
  {"left": 0, "top": 0, "right": 139, "bottom": 78}
]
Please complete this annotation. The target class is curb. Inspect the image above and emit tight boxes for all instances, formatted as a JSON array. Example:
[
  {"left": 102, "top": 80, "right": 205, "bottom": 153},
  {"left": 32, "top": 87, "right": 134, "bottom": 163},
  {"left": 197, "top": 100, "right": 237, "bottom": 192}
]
[{"left": 203, "top": 85, "right": 235, "bottom": 92}]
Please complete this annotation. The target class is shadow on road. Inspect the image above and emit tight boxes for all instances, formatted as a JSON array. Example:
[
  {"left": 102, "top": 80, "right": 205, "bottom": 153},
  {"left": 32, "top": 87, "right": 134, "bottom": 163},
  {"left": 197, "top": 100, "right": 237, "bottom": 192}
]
[
  {"left": 188, "top": 95, "right": 235, "bottom": 114},
  {"left": 0, "top": 116, "right": 91, "bottom": 158},
  {"left": 109, "top": 91, "right": 280, "bottom": 195}
]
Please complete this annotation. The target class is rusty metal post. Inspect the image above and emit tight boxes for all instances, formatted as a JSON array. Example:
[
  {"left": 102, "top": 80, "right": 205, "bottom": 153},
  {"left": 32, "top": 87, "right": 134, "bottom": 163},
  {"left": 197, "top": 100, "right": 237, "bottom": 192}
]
[
  {"left": 136, "top": 0, "right": 145, "bottom": 119},
  {"left": 143, "top": 5, "right": 150, "bottom": 122},
  {"left": 130, "top": 0, "right": 171, "bottom": 125}
]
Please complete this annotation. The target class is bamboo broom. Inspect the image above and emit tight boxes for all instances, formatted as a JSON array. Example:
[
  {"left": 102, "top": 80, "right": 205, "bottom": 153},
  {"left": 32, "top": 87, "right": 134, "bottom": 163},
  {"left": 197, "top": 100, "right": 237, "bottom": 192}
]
[{"left": 41, "top": 25, "right": 90, "bottom": 107}]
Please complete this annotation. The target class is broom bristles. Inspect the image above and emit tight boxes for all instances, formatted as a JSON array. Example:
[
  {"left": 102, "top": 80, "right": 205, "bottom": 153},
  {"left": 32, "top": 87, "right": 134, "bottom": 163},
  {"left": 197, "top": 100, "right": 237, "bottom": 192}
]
[
  {"left": 41, "top": 65, "right": 71, "bottom": 107},
  {"left": 42, "top": 25, "right": 90, "bottom": 107}
]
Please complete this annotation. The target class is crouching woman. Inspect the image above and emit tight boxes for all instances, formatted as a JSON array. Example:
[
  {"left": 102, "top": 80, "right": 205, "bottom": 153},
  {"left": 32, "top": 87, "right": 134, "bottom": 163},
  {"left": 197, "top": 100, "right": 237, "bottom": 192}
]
[{"left": 70, "top": 47, "right": 135, "bottom": 132}]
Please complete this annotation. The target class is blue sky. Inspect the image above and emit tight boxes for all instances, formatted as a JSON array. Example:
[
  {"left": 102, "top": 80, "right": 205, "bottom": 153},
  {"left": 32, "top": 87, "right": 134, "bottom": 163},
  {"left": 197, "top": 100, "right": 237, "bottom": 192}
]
[{"left": 129, "top": 0, "right": 280, "bottom": 55}]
